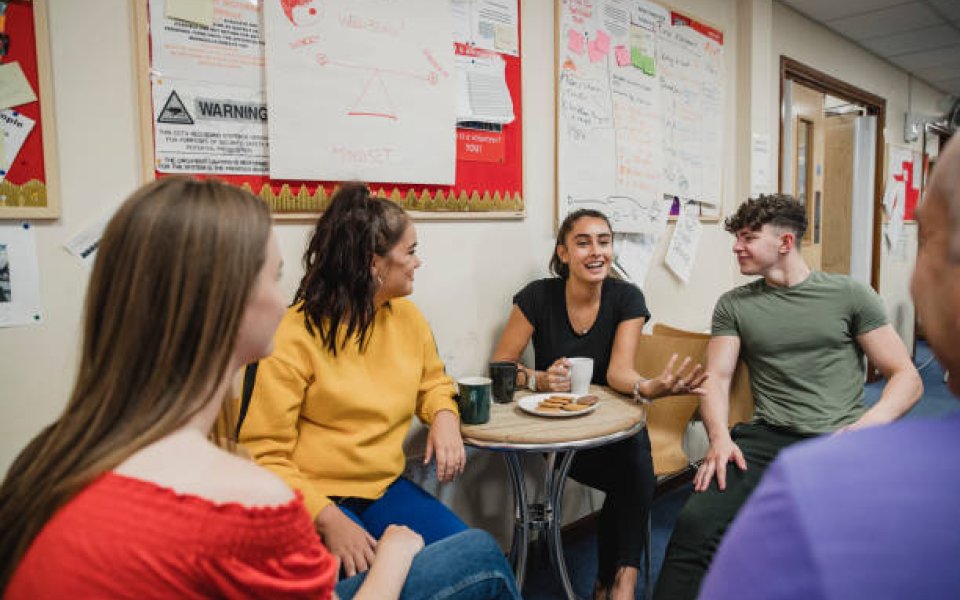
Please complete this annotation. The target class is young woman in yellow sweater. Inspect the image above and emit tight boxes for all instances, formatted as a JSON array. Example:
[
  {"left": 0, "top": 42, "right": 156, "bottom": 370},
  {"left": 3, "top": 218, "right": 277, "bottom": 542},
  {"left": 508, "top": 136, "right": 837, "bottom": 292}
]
[{"left": 239, "top": 183, "right": 469, "bottom": 579}]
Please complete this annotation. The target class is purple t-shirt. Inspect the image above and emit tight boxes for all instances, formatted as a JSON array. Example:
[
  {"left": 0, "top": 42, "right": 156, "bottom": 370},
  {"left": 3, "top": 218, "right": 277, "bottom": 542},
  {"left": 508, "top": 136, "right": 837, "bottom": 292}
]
[{"left": 699, "top": 413, "right": 960, "bottom": 600}]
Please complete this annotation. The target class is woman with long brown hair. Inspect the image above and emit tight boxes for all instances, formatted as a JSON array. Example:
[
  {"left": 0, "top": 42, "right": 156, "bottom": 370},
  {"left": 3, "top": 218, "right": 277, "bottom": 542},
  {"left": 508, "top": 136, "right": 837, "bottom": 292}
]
[{"left": 0, "top": 177, "right": 520, "bottom": 600}]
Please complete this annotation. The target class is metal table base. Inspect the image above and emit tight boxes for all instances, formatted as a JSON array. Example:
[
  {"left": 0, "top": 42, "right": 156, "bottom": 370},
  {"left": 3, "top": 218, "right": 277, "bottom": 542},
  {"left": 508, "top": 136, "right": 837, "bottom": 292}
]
[{"left": 504, "top": 449, "right": 580, "bottom": 599}]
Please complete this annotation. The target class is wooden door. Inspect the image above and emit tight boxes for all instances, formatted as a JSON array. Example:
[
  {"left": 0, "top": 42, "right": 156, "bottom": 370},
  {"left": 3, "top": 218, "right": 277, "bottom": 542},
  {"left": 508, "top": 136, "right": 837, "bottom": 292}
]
[
  {"left": 789, "top": 84, "right": 825, "bottom": 269},
  {"left": 821, "top": 113, "right": 856, "bottom": 274}
]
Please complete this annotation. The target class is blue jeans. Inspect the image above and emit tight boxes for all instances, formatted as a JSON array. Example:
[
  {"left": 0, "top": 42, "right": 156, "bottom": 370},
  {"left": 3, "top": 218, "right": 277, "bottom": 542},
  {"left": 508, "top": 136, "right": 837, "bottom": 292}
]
[
  {"left": 335, "top": 529, "right": 521, "bottom": 600},
  {"left": 335, "top": 476, "right": 467, "bottom": 545}
]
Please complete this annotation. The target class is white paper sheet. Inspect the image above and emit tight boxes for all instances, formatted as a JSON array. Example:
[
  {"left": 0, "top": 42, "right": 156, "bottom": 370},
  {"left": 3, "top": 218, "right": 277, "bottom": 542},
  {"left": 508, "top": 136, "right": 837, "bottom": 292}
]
[
  {"left": 455, "top": 53, "right": 514, "bottom": 124},
  {"left": 613, "top": 231, "right": 660, "bottom": 286},
  {"left": 750, "top": 133, "right": 771, "bottom": 198},
  {"left": 664, "top": 201, "right": 703, "bottom": 283},
  {"left": 0, "top": 222, "right": 43, "bottom": 328},
  {"left": 265, "top": 0, "right": 457, "bottom": 184},
  {"left": 63, "top": 213, "right": 111, "bottom": 266},
  {"left": 150, "top": 0, "right": 264, "bottom": 88},
  {"left": 152, "top": 77, "right": 269, "bottom": 175},
  {"left": 0, "top": 109, "right": 35, "bottom": 183},
  {"left": 0, "top": 62, "right": 38, "bottom": 110},
  {"left": 472, "top": 0, "right": 519, "bottom": 56}
]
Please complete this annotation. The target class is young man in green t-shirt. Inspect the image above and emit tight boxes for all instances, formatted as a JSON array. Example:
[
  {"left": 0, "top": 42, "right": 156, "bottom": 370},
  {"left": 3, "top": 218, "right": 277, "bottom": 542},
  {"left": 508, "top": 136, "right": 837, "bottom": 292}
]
[{"left": 653, "top": 194, "right": 923, "bottom": 600}]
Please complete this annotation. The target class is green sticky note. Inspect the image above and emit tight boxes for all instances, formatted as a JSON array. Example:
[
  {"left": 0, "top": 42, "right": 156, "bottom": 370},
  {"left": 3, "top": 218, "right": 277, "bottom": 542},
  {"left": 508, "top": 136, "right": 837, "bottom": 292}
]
[
  {"left": 166, "top": 0, "right": 214, "bottom": 27},
  {"left": 642, "top": 56, "right": 656, "bottom": 76},
  {"left": 631, "top": 46, "right": 644, "bottom": 69}
]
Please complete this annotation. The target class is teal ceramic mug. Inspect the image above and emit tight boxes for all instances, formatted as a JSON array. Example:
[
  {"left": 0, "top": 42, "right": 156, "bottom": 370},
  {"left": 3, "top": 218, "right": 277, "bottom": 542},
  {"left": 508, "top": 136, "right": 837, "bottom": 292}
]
[{"left": 457, "top": 376, "right": 492, "bottom": 425}]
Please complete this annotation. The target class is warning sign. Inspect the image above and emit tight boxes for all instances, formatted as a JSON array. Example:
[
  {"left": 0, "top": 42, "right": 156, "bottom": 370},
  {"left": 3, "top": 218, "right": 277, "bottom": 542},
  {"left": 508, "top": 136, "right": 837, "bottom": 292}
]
[
  {"left": 157, "top": 90, "right": 194, "bottom": 125},
  {"left": 152, "top": 77, "right": 269, "bottom": 175}
]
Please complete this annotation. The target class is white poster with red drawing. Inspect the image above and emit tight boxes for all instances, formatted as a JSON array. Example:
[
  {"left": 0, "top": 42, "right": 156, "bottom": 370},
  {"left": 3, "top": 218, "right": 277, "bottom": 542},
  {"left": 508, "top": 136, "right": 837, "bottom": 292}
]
[{"left": 264, "top": 0, "right": 457, "bottom": 184}]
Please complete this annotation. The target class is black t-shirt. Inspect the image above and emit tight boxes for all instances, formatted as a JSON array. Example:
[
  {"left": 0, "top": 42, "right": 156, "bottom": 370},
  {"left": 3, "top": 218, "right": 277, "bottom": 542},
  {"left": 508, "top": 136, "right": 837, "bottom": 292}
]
[{"left": 513, "top": 277, "right": 651, "bottom": 385}]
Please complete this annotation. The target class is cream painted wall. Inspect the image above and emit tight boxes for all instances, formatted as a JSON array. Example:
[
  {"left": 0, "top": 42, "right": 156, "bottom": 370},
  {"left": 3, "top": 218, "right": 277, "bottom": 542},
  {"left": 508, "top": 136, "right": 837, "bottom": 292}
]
[
  {"left": 0, "top": 0, "right": 943, "bottom": 541},
  {"left": 770, "top": 2, "right": 948, "bottom": 347}
]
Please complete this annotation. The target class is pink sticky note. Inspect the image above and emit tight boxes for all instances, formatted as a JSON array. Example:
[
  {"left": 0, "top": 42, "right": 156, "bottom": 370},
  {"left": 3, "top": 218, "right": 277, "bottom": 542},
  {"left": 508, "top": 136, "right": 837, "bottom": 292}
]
[
  {"left": 587, "top": 39, "right": 605, "bottom": 63},
  {"left": 567, "top": 29, "right": 584, "bottom": 55},
  {"left": 614, "top": 45, "right": 629, "bottom": 67},
  {"left": 594, "top": 29, "right": 611, "bottom": 53}
]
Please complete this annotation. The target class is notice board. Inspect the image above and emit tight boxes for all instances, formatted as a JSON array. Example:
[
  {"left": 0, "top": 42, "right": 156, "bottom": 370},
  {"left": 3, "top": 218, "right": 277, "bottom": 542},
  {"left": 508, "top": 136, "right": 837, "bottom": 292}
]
[
  {"left": 0, "top": 0, "right": 59, "bottom": 219},
  {"left": 135, "top": 0, "right": 523, "bottom": 219},
  {"left": 556, "top": 0, "right": 724, "bottom": 232}
]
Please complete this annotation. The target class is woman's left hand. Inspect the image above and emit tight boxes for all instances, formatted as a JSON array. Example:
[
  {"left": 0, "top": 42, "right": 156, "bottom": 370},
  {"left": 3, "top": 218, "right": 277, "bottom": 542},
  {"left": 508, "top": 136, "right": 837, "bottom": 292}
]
[{"left": 425, "top": 410, "right": 466, "bottom": 483}]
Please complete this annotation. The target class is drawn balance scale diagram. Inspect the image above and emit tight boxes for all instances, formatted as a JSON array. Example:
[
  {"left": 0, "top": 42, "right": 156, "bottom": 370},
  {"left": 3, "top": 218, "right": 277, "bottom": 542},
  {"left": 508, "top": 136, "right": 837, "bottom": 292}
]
[
  {"left": 280, "top": 0, "right": 447, "bottom": 122},
  {"left": 313, "top": 51, "right": 446, "bottom": 121}
]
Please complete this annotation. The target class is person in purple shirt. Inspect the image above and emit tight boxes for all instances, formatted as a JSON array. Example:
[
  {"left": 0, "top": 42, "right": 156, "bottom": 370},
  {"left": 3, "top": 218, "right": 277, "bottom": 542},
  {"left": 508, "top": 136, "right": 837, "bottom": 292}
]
[{"left": 699, "top": 134, "right": 960, "bottom": 599}]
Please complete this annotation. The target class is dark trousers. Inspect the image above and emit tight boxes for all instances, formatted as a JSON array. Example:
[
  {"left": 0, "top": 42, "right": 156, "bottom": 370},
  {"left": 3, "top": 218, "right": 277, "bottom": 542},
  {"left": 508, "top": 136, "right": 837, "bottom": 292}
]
[
  {"left": 568, "top": 429, "right": 656, "bottom": 586},
  {"left": 653, "top": 422, "right": 814, "bottom": 600}
]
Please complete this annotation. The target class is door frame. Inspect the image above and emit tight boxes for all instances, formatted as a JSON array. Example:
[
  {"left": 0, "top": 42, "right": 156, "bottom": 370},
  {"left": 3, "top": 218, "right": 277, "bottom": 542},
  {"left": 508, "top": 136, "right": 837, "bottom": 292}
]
[{"left": 778, "top": 56, "right": 886, "bottom": 290}]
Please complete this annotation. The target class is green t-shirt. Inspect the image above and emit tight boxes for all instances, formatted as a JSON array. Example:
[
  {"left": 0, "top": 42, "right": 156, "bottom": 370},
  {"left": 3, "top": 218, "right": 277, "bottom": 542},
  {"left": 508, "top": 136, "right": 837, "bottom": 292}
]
[{"left": 711, "top": 271, "right": 888, "bottom": 434}]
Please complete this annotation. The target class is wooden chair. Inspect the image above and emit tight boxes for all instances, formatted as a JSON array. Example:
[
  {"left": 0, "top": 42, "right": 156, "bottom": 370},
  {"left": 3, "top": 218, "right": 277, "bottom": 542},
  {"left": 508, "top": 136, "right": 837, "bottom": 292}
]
[
  {"left": 634, "top": 332, "right": 707, "bottom": 599},
  {"left": 636, "top": 325, "right": 754, "bottom": 598},
  {"left": 650, "top": 323, "right": 754, "bottom": 429}
]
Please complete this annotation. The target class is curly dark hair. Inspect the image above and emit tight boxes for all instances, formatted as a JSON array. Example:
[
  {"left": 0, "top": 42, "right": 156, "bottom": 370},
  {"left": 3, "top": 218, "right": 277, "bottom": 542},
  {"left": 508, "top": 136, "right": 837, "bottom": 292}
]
[
  {"left": 724, "top": 193, "right": 807, "bottom": 240},
  {"left": 295, "top": 183, "right": 409, "bottom": 355},
  {"left": 549, "top": 209, "right": 613, "bottom": 278}
]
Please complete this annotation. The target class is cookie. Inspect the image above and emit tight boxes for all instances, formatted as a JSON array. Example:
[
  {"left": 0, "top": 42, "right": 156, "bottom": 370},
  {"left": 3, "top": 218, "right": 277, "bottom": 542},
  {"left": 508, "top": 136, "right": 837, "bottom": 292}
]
[
  {"left": 561, "top": 403, "right": 589, "bottom": 412},
  {"left": 576, "top": 394, "right": 600, "bottom": 406}
]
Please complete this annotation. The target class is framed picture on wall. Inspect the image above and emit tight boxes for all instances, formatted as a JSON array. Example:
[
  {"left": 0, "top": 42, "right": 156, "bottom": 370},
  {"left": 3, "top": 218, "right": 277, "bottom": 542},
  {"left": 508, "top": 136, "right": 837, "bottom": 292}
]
[{"left": 0, "top": 0, "right": 60, "bottom": 220}]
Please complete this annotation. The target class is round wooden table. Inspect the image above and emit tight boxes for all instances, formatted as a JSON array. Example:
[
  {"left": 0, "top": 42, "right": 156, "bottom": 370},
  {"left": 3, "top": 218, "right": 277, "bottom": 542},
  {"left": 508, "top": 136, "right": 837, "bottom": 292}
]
[{"left": 461, "top": 385, "right": 646, "bottom": 600}]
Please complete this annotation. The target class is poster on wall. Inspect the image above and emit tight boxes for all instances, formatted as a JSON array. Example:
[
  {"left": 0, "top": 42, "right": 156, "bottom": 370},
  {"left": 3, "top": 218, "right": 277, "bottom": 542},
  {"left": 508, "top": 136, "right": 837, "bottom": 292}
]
[
  {"left": 264, "top": 0, "right": 457, "bottom": 184},
  {"left": 139, "top": 0, "right": 524, "bottom": 216},
  {"left": 148, "top": 0, "right": 269, "bottom": 175},
  {"left": 0, "top": 222, "right": 43, "bottom": 328},
  {"left": 556, "top": 0, "right": 724, "bottom": 233}
]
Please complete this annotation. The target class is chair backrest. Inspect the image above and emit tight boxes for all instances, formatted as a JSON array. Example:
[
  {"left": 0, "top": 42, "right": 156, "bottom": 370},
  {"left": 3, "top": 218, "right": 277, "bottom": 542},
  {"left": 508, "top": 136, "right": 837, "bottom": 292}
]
[
  {"left": 648, "top": 324, "right": 755, "bottom": 434},
  {"left": 635, "top": 333, "right": 706, "bottom": 477}
]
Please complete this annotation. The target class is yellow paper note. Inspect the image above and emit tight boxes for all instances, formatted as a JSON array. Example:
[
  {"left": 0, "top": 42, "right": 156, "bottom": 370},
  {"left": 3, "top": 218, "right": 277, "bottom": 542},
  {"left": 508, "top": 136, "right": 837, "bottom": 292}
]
[
  {"left": 0, "top": 62, "right": 38, "bottom": 110},
  {"left": 166, "top": 0, "right": 214, "bottom": 27}
]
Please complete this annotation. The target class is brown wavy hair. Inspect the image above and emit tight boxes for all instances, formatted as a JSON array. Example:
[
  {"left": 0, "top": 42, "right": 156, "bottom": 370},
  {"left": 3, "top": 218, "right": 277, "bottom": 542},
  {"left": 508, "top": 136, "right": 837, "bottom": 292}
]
[
  {"left": 295, "top": 182, "right": 409, "bottom": 355},
  {"left": 0, "top": 177, "right": 272, "bottom": 589},
  {"left": 724, "top": 193, "right": 808, "bottom": 240}
]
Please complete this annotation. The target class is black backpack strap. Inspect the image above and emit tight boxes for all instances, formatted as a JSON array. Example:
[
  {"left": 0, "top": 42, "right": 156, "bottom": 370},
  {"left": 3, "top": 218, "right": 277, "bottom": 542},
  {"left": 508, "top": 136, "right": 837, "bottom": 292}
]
[{"left": 235, "top": 361, "right": 259, "bottom": 439}]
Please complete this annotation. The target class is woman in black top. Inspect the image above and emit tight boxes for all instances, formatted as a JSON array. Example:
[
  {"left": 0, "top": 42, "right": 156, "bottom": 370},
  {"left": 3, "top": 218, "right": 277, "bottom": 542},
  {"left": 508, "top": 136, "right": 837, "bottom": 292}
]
[{"left": 492, "top": 209, "right": 707, "bottom": 600}]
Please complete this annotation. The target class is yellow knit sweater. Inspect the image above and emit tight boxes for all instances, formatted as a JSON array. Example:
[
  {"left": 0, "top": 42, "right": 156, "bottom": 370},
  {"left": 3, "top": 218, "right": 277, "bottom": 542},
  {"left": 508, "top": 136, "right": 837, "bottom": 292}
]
[{"left": 239, "top": 299, "right": 459, "bottom": 518}]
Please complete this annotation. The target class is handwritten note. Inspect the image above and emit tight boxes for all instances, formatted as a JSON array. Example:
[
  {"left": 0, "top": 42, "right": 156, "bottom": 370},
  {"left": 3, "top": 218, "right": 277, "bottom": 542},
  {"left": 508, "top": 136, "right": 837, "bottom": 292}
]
[
  {"left": 665, "top": 202, "right": 703, "bottom": 283},
  {"left": 0, "top": 63, "right": 37, "bottom": 110}
]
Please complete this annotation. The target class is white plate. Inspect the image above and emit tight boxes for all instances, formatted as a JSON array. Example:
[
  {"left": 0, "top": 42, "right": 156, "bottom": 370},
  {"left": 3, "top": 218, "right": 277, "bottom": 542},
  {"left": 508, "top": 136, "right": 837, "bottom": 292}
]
[{"left": 518, "top": 393, "right": 600, "bottom": 418}]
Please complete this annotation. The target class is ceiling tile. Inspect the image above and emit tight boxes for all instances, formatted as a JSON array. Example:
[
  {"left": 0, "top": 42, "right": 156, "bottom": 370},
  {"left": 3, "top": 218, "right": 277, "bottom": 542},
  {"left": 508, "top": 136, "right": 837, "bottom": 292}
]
[
  {"left": 828, "top": 3, "right": 942, "bottom": 41},
  {"left": 779, "top": 0, "right": 907, "bottom": 23},
  {"left": 860, "top": 24, "right": 960, "bottom": 56},
  {"left": 893, "top": 44, "right": 960, "bottom": 70},
  {"left": 927, "top": 0, "right": 960, "bottom": 22},
  {"left": 914, "top": 64, "right": 960, "bottom": 82},
  {"left": 931, "top": 76, "right": 960, "bottom": 95}
]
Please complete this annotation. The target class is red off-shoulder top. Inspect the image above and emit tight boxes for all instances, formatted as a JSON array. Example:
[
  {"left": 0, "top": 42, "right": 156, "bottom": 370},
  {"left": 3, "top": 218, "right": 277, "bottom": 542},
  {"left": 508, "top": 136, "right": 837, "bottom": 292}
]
[{"left": 5, "top": 472, "right": 338, "bottom": 599}]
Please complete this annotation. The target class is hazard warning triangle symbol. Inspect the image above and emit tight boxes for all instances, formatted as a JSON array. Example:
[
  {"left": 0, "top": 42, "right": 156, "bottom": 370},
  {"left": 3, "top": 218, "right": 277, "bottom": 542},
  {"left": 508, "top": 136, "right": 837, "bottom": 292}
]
[{"left": 157, "top": 91, "right": 194, "bottom": 125}]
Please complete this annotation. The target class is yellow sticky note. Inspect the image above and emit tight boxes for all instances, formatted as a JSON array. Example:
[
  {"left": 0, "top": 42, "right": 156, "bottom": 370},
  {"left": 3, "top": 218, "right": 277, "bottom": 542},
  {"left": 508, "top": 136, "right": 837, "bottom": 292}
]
[
  {"left": 0, "top": 62, "right": 38, "bottom": 110},
  {"left": 166, "top": 0, "right": 214, "bottom": 27}
]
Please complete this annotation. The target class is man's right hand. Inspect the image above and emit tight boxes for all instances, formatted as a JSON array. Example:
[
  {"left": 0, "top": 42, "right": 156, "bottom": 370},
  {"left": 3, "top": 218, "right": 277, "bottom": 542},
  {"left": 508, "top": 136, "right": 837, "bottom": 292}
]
[
  {"left": 694, "top": 435, "right": 747, "bottom": 492},
  {"left": 314, "top": 503, "right": 377, "bottom": 577}
]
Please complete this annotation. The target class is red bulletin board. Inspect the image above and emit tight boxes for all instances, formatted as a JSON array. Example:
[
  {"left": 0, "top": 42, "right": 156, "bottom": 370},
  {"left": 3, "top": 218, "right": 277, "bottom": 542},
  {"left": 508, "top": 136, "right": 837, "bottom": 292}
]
[
  {"left": 136, "top": 1, "right": 523, "bottom": 219},
  {"left": 0, "top": 0, "right": 59, "bottom": 219}
]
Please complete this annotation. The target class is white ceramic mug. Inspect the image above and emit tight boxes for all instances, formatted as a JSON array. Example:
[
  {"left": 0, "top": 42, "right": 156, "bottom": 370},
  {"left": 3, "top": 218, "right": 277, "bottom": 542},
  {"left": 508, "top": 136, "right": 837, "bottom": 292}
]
[{"left": 567, "top": 357, "right": 594, "bottom": 396}]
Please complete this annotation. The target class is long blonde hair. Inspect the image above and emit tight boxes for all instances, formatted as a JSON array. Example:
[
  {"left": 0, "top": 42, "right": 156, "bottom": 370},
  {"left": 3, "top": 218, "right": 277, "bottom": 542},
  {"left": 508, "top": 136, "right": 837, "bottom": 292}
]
[{"left": 0, "top": 177, "right": 272, "bottom": 588}]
